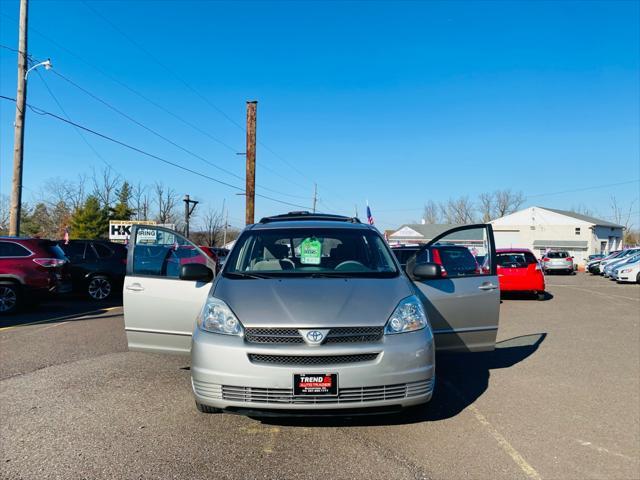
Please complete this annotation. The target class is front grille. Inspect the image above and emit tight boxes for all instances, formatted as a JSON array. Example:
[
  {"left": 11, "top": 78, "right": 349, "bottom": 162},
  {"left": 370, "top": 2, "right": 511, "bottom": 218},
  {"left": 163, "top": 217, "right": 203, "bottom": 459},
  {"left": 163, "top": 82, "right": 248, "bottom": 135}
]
[
  {"left": 192, "top": 379, "right": 433, "bottom": 404},
  {"left": 248, "top": 353, "right": 379, "bottom": 366},
  {"left": 245, "top": 328, "right": 303, "bottom": 344},
  {"left": 244, "top": 326, "right": 383, "bottom": 345}
]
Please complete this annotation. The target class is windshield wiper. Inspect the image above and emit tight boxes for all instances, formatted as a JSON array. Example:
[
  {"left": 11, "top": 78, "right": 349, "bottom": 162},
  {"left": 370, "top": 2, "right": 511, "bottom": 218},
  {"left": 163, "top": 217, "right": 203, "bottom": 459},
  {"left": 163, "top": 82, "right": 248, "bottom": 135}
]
[{"left": 224, "top": 272, "right": 271, "bottom": 280}]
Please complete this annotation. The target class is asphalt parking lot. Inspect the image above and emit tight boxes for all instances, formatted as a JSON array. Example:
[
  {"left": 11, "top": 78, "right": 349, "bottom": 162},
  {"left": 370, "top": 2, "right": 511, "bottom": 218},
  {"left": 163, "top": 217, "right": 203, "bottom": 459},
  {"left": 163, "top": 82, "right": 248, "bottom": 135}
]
[{"left": 1, "top": 274, "right": 638, "bottom": 480}]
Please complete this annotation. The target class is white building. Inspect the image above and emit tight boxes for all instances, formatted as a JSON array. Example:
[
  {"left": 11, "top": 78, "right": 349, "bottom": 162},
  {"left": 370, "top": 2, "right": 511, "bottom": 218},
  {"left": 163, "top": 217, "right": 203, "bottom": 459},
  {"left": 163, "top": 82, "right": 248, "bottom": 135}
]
[{"left": 490, "top": 207, "right": 624, "bottom": 264}]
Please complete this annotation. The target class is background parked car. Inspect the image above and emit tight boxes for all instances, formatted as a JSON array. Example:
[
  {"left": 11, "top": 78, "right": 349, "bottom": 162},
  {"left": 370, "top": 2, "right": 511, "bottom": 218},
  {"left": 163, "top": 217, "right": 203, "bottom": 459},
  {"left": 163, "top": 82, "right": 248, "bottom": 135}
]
[
  {"left": 496, "top": 248, "right": 546, "bottom": 300},
  {"left": 390, "top": 244, "right": 421, "bottom": 270},
  {"left": 614, "top": 258, "right": 640, "bottom": 284},
  {"left": 541, "top": 250, "right": 575, "bottom": 274},
  {"left": 604, "top": 252, "right": 640, "bottom": 279},
  {"left": 599, "top": 248, "right": 640, "bottom": 275},
  {"left": 60, "top": 240, "right": 127, "bottom": 300},
  {"left": 0, "top": 237, "right": 71, "bottom": 314},
  {"left": 587, "top": 250, "right": 621, "bottom": 274}
]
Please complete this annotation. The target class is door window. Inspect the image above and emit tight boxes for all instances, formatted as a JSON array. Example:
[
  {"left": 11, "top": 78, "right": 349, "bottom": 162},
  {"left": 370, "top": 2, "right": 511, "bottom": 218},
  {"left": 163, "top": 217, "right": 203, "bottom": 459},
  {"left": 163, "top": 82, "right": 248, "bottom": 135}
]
[
  {"left": 132, "top": 228, "right": 210, "bottom": 278},
  {"left": 62, "top": 242, "right": 87, "bottom": 260},
  {"left": 93, "top": 243, "right": 113, "bottom": 258},
  {"left": 413, "top": 226, "right": 493, "bottom": 278}
]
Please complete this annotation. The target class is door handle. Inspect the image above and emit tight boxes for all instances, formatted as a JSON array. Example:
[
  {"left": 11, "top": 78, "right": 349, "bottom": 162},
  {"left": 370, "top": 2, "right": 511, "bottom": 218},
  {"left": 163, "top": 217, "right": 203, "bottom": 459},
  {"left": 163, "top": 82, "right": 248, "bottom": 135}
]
[
  {"left": 478, "top": 283, "right": 498, "bottom": 291},
  {"left": 125, "top": 283, "right": 144, "bottom": 292}
]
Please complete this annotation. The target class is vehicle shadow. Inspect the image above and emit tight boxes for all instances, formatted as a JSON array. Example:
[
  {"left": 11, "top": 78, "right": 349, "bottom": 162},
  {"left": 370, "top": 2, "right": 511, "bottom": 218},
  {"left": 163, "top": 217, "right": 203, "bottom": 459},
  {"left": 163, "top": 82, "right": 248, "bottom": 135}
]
[
  {"left": 0, "top": 295, "right": 122, "bottom": 328},
  {"left": 501, "top": 291, "right": 554, "bottom": 301},
  {"left": 256, "top": 333, "right": 546, "bottom": 427}
]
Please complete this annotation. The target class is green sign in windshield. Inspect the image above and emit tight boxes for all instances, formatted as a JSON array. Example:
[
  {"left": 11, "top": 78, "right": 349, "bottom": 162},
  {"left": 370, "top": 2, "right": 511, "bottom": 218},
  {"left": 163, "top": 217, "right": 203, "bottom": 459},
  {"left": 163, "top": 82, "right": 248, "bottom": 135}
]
[{"left": 300, "top": 237, "right": 322, "bottom": 265}]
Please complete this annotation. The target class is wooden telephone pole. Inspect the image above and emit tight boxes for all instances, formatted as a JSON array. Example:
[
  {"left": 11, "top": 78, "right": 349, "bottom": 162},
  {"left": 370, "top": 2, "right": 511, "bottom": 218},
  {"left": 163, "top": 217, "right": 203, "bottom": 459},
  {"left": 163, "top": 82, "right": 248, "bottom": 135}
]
[
  {"left": 9, "top": 0, "right": 28, "bottom": 236},
  {"left": 245, "top": 101, "right": 257, "bottom": 225},
  {"left": 183, "top": 194, "right": 198, "bottom": 238}
]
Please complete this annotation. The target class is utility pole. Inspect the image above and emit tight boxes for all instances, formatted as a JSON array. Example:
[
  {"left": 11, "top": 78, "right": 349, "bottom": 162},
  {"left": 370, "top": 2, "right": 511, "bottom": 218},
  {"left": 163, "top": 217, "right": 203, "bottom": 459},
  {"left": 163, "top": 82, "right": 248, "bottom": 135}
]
[
  {"left": 245, "top": 101, "right": 257, "bottom": 225},
  {"left": 9, "top": 0, "right": 28, "bottom": 236},
  {"left": 183, "top": 194, "right": 198, "bottom": 238},
  {"left": 223, "top": 209, "right": 229, "bottom": 246},
  {"left": 312, "top": 183, "right": 318, "bottom": 213},
  {"left": 354, "top": 204, "right": 359, "bottom": 219}
]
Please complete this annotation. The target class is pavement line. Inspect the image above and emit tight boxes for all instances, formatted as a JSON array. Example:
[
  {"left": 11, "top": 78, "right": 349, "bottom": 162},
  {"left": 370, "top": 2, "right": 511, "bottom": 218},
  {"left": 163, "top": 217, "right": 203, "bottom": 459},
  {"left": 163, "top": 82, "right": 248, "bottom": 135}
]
[
  {"left": 467, "top": 404, "right": 542, "bottom": 480},
  {"left": 576, "top": 439, "right": 635, "bottom": 462},
  {"left": 0, "top": 306, "right": 121, "bottom": 332},
  {"left": 551, "top": 285, "right": 639, "bottom": 302},
  {"left": 443, "top": 380, "right": 541, "bottom": 480}
]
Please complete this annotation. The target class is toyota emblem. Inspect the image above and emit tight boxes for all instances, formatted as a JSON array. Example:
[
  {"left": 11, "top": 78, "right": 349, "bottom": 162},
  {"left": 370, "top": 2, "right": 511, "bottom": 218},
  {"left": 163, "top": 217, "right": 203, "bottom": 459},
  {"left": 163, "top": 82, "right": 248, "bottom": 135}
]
[{"left": 306, "top": 330, "right": 324, "bottom": 343}]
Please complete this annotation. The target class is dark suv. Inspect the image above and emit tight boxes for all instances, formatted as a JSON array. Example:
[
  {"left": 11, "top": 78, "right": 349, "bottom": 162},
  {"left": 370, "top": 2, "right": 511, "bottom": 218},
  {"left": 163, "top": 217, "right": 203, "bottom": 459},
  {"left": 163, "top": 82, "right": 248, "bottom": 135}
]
[
  {"left": 0, "top": 237, "right": 71, "bottom": 314},
  {"left": 60, "top": 240, "right": 127, "bottom": 300}
]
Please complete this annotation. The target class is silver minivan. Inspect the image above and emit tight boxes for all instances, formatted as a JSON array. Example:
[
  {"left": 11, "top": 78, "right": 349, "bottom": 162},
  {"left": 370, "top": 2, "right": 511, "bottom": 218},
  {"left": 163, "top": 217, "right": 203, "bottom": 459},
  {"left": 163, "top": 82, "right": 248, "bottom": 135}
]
[{"left": 124, "top": 213, "right": 500, "bottom": 414}]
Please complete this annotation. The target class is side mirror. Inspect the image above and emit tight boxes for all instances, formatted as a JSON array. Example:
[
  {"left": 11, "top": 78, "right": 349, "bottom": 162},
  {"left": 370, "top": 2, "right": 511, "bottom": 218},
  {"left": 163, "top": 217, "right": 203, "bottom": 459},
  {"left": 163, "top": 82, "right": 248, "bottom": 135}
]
[
  {"left": 412, "top": 262, "right": 442, "bottom": 280},
  {"left": 180, "top": 263, "right": 213, "bottom": 282}
]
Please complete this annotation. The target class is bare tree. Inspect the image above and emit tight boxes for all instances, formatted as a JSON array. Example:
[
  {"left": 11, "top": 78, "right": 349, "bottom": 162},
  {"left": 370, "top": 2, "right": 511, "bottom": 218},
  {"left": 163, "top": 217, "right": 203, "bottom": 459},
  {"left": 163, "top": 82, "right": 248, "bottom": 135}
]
[
  {"left": 132, "top": 182, "right": 148, "bottom": 220},
  {"left": 611, "top": 196, "right": 637, "bottom": 243},
  {"left": 440, "top": 196, "right": 476, "bottom": 224},
  {"left": 422, "top": 200, "right": 440, "bottom": 224},
  {"left": 92, "top": 167, "right": 121, "bottom": 211},
  {"left": 154, "top": 182, "right": 179, "bottom": 225},
  {"left": 478, "top": 192, "right": 495, "bottom": 222},
  {"left": 494, "top": 189, "right": 525, "bottom": 218},
  {"left": 198, "top": 208, "right": 223, "bottom": 246},
  {"left": 570, "top": 204, "right": 594, "bottom": 217}
]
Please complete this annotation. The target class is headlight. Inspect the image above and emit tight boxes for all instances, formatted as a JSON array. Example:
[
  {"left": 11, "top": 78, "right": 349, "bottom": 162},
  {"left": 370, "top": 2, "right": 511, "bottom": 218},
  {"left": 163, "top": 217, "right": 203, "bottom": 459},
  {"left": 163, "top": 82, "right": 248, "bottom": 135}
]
[
  {"left": 621, "top": 268, "right": 632, "bottom": 273},
  {"left": 384, "top": 295, "right": 428, "bottom": 334},
  {"left": 199, "top": 297, "right": 244, "bottom": 336}
]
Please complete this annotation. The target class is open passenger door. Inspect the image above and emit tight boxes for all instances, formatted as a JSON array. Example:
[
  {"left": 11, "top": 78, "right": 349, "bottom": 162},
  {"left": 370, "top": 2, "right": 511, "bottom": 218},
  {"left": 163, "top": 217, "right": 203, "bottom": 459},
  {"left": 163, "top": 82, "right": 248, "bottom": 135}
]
[
  {"left": 123, "top": 225, "right": 216, "bottom": 355},
  {"left": 407, "top": 224, "right": 500, "bottom": 352}
]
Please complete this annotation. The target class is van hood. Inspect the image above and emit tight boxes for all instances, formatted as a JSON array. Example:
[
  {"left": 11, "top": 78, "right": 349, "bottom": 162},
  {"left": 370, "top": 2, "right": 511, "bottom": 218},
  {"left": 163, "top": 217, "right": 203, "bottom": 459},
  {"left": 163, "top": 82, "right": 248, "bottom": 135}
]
[{"left": 213, "top": 276, "right": 413, "bottom": 328}]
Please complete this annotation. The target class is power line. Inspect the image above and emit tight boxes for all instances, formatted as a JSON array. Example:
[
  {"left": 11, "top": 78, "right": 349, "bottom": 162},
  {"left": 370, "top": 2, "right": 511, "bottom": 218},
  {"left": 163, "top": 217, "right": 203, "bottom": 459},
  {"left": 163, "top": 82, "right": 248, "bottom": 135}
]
[
  {"left": 77, "top": 3, "right": 352, "bottom": 204},
  {"left": 0, "top": 94, "right": 312, "bottom": 210},
  {"left": 49, "top": 69, "right": 309, "bottom": 200},
  {"left": 2, "top": 23, "right": 312, "bottom": 198},
  {"left": 525, "top": 180, "right": 640, "bottom": 199},
  {"left": 35, "top": 69, "right": 114, "bottom": 170}
]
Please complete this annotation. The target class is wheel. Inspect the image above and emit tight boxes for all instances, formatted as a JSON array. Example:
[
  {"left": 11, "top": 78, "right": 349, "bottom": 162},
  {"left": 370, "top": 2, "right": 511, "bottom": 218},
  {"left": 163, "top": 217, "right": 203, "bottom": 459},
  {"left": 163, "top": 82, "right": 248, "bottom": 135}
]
[
  {"left": 637, "top": 272, "right": 640, "bottom": 284},
  {"left": 0, "top": 284, "right": 20, "bottom": 315},
  {"left": 87, "top": 276, "right": 112, "bottom": 300},
  {"left": 537, "top": 291, "right": 546, "bottom": 301},
  {"left": 196, "top": 401, "right": 222, "bottom": 414}
]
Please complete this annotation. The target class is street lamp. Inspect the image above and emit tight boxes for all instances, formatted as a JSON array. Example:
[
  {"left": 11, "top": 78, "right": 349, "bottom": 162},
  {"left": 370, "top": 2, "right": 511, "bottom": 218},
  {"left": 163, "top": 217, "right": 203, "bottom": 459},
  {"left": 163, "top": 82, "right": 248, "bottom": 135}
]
[{"left": 25, "top": 58, "right": 52, "bottom": 80}]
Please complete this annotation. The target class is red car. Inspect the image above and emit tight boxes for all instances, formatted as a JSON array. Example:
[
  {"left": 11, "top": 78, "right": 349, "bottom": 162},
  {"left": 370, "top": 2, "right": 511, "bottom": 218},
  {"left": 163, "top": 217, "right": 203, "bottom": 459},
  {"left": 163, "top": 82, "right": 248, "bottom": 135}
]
[
  {"left": 496, "top": 248, "right": 546, "bottom": 300},
  {"left": 0, "top": 237, "right": 72, "bottom": 314}
]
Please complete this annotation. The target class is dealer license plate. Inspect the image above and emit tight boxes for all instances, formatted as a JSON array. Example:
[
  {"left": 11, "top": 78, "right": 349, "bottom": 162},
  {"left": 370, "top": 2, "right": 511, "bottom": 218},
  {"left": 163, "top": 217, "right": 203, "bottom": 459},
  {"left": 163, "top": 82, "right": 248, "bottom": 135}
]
[{"left": 293, "top": 373, "right": 338, "bottom": 396}]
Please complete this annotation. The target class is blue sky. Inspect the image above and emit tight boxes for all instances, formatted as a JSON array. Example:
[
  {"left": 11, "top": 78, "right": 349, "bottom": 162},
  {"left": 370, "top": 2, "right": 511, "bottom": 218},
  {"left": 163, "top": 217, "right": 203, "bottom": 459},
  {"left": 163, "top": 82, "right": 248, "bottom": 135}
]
[{"left": 1, "top": 0, "right": 639, "bottom": 230}]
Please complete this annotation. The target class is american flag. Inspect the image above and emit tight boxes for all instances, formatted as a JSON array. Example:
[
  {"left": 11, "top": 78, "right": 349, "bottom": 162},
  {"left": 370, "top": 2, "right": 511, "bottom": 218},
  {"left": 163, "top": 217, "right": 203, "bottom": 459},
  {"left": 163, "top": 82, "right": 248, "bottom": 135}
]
[
  {"left": 366, "top": 204, "right": 374, "bottom": 225},
  {"left": 63, "top": 226, "right": 69, "bottom": 245}
]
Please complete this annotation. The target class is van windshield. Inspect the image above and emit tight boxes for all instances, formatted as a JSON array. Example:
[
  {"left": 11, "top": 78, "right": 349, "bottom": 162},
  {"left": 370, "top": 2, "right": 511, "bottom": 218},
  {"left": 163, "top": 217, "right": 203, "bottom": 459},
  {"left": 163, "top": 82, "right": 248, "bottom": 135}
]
[{"left": 224, "top": 228, "right": 398, "bottom": 278}]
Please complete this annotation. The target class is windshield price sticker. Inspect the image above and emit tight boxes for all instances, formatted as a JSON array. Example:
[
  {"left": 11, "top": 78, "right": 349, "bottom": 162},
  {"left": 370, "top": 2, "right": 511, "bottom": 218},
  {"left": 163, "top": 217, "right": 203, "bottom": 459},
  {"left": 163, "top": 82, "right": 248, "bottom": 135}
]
[{"left": 300, "top": 237, "right": 322, "bottom": 264}]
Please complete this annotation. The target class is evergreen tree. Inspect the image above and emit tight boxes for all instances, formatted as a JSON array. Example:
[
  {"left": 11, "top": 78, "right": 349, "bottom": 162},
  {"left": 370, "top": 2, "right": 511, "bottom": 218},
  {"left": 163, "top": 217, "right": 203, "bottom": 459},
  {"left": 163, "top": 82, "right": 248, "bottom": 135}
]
[
  {"left": 110, "top": 181, "right": 134, "bottom": 220},
  {"left": 21, "top": 203, "right": 53, "bottom": 237},
  {"left": 70, "top": 196, "right": 108, "bottom": 239}
]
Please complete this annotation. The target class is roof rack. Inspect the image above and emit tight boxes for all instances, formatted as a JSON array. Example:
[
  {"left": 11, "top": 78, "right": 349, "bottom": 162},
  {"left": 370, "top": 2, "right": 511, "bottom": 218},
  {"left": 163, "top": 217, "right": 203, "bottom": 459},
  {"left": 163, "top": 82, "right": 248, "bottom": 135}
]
[{"left": 258, "top": 211, "right": 362, "bottom": 224}]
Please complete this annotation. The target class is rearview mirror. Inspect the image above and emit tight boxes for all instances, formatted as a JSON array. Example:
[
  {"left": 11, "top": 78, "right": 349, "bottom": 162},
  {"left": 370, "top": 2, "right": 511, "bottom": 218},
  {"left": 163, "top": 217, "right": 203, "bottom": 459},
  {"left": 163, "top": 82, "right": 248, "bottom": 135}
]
[
  {"left": 412, "top": 262, "right": 442, "bottom": 280},
  {"left": 180, "top": 263, "right": 213, "bottom": 282}
]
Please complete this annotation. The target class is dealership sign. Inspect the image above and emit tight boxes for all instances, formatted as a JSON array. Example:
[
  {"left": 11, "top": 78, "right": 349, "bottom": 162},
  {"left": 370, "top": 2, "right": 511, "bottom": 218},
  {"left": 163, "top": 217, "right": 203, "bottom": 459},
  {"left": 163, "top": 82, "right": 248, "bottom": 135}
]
[{"left": 109, "top": 220, "right": 157, "bottom": 241}]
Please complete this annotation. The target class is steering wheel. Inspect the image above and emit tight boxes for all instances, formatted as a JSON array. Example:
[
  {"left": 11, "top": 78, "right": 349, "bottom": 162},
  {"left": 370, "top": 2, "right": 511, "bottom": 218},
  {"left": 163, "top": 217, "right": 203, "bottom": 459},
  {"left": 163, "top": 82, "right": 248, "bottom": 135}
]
[
  {"left": 335, "top": 261, "right": 367, "bottom": 272},
  {"left": 280, "top": 258, "right": 295, "bottom": 270}
]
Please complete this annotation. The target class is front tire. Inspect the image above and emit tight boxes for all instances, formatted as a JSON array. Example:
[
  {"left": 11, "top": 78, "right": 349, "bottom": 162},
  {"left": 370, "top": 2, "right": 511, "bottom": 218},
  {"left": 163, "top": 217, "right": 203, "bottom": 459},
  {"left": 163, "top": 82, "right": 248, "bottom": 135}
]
[
  {"left": 537, "top": 291, "right": 546, "bottom": 301},
  {"left": 196, "top": 401, "right": 222, "bottom": 414},
  {"left": 87, "top": 276, "right": 112, "bottom": 301},
  {"left": 0, "top": 284, "right": 20, "bottom": 315}
]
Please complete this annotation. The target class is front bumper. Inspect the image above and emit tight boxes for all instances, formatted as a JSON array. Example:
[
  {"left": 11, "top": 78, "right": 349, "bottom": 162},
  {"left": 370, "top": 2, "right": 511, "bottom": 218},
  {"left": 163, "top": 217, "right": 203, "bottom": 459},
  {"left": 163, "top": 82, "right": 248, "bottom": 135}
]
[{"left": 191, "top": 327, "right": 435, "bottom": 411}]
